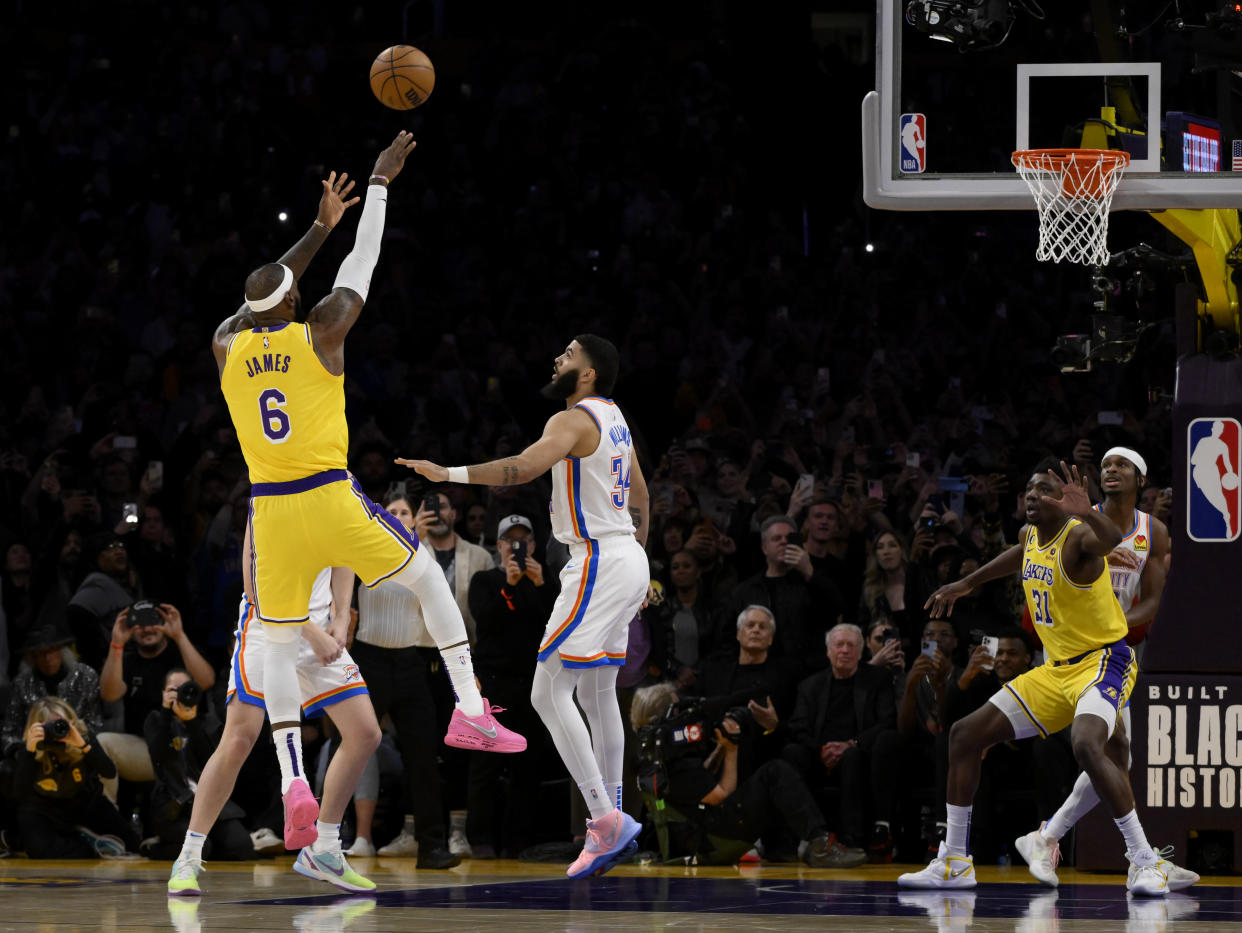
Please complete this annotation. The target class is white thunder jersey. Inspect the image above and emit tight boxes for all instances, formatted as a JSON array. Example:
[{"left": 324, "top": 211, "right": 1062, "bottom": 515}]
[
  {"left": 550, "top": 397, "right": 636, "bottom": 545},
  {"left": 1096, "top": 505, "right": 1150, "bottom": 612}
]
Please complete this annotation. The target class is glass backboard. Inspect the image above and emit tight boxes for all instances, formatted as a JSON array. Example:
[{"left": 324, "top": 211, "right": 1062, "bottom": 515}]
[{"left": 864, "top": 0, "right": 1242, "bottom": 210}]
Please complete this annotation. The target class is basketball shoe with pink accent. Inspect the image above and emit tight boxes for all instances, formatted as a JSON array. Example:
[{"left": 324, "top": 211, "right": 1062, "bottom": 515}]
[
  {"left": 566, "top": 809, "right": 642, "bottom": 879},
  {"left": 283, "top": 778, "right": 319, "bottom": 849},
  {"left": 444, "top": 700, "right": 527, "bottom": 753}
]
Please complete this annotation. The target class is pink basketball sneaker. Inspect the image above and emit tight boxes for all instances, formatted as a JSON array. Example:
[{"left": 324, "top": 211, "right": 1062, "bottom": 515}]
[
  {"left": 444, "top": 700, "right": 527, "bottom": 753},
  {"left": 566, "top": 809, "right": 642, "bottom": 879},
  {"left": 283, "top": 778, "right": 319, "bottom": 850}
]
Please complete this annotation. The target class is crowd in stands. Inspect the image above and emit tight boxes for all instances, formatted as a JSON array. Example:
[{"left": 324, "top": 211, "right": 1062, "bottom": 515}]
[{"left": 0, "top": 2, "right": 1179, "bottom": 864}]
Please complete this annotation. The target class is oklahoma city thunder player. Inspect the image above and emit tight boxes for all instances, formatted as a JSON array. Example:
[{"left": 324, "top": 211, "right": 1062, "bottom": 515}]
[
  {"left": 169, "top": 527, "right": 383, "bottom": 895},
  {"left": 1014, "top": 447, "right": 1196, "bottom": 889},
  {"left": 903, "top": 458, "right": 1167, "bottom": 896},
  {"left": 398, "top": 335, "right": 649, "bottom": 878},
  {"left": 170, "top": 131, "right": 522, "bottom": 895}
]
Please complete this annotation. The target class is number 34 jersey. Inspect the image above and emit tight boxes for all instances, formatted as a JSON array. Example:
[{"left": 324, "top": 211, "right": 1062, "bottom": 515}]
[
  {"left": 1021, "top": 518, "right": 1128, "bottom": 663},
  {"left": 550, "top": 397, "right": 637, "bottom": 546},
  {"left": 220, "top": 322, "right": 347, "bottom": 484}
]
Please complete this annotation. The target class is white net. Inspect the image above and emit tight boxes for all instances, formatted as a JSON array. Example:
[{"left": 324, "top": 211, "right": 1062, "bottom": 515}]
[{"left": 1011, "top": 149, "right": 1130, "bottom": 267}]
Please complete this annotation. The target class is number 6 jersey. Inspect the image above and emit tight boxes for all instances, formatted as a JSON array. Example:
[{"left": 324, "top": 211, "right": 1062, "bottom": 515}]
[
  {"left": 1021, "top": 518, "right": 1128, "bottom": 662},
  {"left": 220, "top": 322, "right": 347, "bottom": 483}
]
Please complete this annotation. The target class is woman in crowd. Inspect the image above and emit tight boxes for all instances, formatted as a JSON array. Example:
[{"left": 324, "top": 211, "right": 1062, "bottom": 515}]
[{"left": 13, "top": 697, "right": 137, "bottom": 857}]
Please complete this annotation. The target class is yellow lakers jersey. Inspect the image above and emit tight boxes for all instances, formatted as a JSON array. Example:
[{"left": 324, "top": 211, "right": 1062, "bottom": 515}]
[
  {"left": 220, "top": 322, "right": 347, "bottom": 484},
  {"left": 1021, "top": 518, "right": 1128, "bottom": 662}
]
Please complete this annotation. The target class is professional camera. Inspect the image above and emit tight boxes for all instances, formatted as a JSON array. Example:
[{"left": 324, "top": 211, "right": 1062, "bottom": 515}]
[
  {"left": 636, "top": 688, "right": 765, "bottom": 800},
  {"left": 176, "top": 681, "right": 202, "bottom": 708},
  {"left": 35, "top": 717, "right": 72, "bottom": 752}
]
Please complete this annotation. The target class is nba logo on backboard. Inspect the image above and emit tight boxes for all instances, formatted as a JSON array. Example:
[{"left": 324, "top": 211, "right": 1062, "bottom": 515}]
[
  {"left": 899, "top": 113, "right": 926, "bottom": 173},
  {"left": 1187, "top": 417, "right": 1242, "bottom": 542}
]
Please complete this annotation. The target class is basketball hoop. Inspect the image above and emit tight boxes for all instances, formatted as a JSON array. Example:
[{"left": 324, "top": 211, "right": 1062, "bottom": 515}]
[{"left": 1011, "top": 148, "right": 1131, "bottom": 267}]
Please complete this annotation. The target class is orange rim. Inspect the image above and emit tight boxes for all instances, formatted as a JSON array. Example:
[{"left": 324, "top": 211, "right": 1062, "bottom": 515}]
[
  {"left": 1011, "top": 148, "right": 1131, "bottom": 170},
  {"left": 1012, "top": 148, "right": 1130, "bottom": 199}
]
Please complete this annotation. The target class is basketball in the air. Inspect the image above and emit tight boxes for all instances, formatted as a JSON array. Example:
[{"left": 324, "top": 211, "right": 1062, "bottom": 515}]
[
  {"left": 1222, "top": 473, "right": 1239, "bottom": 491},
  {"left": 369, "top": 45, "right": 435, "bottom": 111}
]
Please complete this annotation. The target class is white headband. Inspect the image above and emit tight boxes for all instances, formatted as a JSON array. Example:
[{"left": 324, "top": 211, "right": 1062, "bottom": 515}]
[
  {"left": 1102, "top": 446, "right": 1147, "bottom": 478},
  {"left": 246, "top": 264, "right": 294, "bottom": 313}
]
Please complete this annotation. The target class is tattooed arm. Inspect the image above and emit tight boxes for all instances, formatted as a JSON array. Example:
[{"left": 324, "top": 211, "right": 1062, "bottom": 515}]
[{"left": 397, "top": 408, "right": 593, "bottom": 487}]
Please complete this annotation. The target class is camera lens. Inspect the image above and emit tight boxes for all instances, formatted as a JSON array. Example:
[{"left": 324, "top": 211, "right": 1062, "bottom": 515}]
[
  {"left": 47, "top": 718, "right": 71, "bottom": 739},
  {"left": 177, "top": 682, "right": 202, "bottom": 708}
]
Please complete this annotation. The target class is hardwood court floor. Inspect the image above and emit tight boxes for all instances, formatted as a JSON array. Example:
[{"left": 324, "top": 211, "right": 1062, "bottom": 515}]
[{"left": 0, "top": 857, "right": 1237, "bottom": 932}]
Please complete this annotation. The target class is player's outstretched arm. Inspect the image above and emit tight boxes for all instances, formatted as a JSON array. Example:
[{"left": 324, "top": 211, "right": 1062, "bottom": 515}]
[
  {"left": 309, "top": 131, "right": 417, "bottom": 371},
  {"left": 277, "top": 171, "right": 359, "bottom": 279},
  {"left": 211, "top": 172, "right": 360, "bottom": 370},
  {"left": 396, "top": 408, "right": 590, "bottom": 487},
  {"left": 925, "top": 541, "right": 1024, "bottom": 618}
]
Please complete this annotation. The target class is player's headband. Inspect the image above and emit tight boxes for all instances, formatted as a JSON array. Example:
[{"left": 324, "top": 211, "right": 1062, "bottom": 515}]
[
  {"left": 246, "top": 264, "right": 294, "bottom": 313},
  {"left": 1102, "top": 446, "right": 1147, "bottom": 478}
]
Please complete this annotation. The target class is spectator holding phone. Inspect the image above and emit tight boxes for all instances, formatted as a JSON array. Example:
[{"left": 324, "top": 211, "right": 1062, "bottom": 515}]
[
  {"left": 858, "top": 530, "right": 931, "bottom": 652},
  {"left": 465, "top": 514, "right": 558, "bottom": 856},
  {"left": 97, "top": 601, "right": 215, "bottom": 786},
  {"left": 721, "top": 516, "right": 842, "bottom": 675},
  {"left": 865, "top": 617, "right": 906, "bottom": 696},
  {"left": 11, "top": 697, "right": 138, "bottom": 858}
]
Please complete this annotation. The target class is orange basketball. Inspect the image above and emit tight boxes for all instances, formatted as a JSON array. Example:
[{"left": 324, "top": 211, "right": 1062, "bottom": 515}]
[{"left": 369, "top": 45, "right": 435, "bottom": 111}]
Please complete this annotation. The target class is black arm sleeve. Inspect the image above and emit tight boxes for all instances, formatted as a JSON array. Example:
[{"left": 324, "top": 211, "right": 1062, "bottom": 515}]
[{"left": 144, "top": 710, "right": 194, "bottom": 805}]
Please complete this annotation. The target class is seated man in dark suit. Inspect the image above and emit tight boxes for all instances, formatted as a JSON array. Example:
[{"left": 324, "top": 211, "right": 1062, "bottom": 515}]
[
  {"left": 696, "top": 605, "right": 802, "bottom": 775},
  {"left": 785, "top": 622, "right": 903, "bottom": 862}
]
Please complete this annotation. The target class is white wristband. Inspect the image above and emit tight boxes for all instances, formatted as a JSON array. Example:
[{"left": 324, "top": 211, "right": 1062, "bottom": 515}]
[{"left": 447, "top": 466, "right": 469, "bottom": 484}]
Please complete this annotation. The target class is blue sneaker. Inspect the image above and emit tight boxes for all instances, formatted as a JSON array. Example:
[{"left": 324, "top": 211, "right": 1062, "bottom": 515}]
[
  {"left": 293, "top": 848, "right": 377, "bottom": 893},
  {"left": 76, "top": 825, "right": 126, "bottom": 858},
  {"left": 566, "top": 809, "right": 642, "bottom": 879}
]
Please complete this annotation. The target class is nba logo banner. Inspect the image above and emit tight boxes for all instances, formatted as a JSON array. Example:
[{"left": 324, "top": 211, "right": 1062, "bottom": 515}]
[
  {"left": 1187, "top": 416, "right": 1241, "bottom": 542},
  {"left": 899, "top": 113, "right": 926, "bottom": 173}
]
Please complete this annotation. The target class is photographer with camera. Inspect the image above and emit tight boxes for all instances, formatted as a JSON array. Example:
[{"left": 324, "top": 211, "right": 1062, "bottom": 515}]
[
  {"left": 143, "top": 669, "right": 251, "bottom": 859},
  {"left": 631, "top": 682, "right": 865, "bottom": 868},
  {"left": 98, "top": 601, "right": 215, "bottom": 787},
  {"left": 11, "top": 696, "right": 138, "bottom": 857},
  {"left": 696, "top": 606, "right": 801, "bottom": 773}
]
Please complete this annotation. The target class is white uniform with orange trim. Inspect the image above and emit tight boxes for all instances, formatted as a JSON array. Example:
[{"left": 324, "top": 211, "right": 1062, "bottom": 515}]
[
  {"left": 1098, "top": 505, "right": 1149, "bottom": 612},
  {"left": 539, "top": 396, "right": 650, "bottom": 669},
  {"left": 226, "top": 568, "right": 368, "bottom": 717}
]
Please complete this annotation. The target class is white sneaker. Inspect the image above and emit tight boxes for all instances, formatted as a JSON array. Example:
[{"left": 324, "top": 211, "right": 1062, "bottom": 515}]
[
  {"left": 1014, "top": 889, "right": 1060, "bottom": 933},
  {"left": 1153, "top": 846, "right": 1199, "bottom": 891},
  {"left": 448, "top": 829, "right": 473, "bottom": 858},
  {"left": 377, "top": 829, "right": 418, "bottom": 857},
  {"left": 1014, "top": 822, "right": 1061, "bottom": 886},
  {"left": 344, "top": 837, "right": 376, "bottom": 857},
  {"left": 1126, "top": 851, "right": 1169, "bottom": 896},
  {"left": 897, "top": 891, "right": 976, "bottom": 933},
  {"left": 898, "top": 842, "right": 976, "bottom": 889},
  {"left": 250, "top": 827, "right": 284, "bottom": 854}
]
